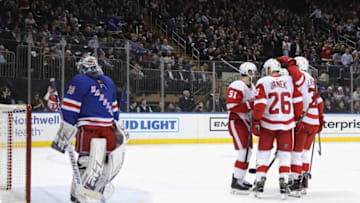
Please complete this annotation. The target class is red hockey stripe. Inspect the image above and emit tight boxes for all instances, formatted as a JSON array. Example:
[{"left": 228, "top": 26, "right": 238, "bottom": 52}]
[
  {"left": 302, "top": 163, "right": 310, "bottom": 172},
  {"left": 262, "top": 117, "right": 294, "bottom": 125},
  {"left": 82, "top": 120, "right": 113, "bottom": 124},
  {"left": 256, "top": 165, "right": 268, "bottom": 173},
  {"left": 112, "top": 104, "right": 118, "bottom": 109},
  {"left": 235, "top": 161, "right": 249, "bottom": 170},
  {"left": 305, "top": 112, "right": 319, "bottom": 119},
  {"left": 279, "top": 166, "right": 290, "bottom": 173},
  {"left": 291, "top": 165, "right": 302, "bottom": 174},
  {"left": 62, "top": 101, "right": 81, "bottom": 109}
]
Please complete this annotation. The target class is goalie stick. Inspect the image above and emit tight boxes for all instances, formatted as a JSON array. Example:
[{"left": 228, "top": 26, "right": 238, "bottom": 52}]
[{"left": 49, "top": 78, "right": 105, "bottom": 202}]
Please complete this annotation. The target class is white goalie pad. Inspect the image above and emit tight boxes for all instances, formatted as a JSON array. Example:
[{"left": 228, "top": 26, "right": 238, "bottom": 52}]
[
  {"left": 106, "top": 144, "right": 125, "bottom": 181},
  {"left": 81, "top": 138, "right": 107, "bottom": 191},
  {"left": 94, "top": 144, "right": 126, "bottom": 199},
  {"left": 51, "top": 120, "right": 78, "bottom": 153}
]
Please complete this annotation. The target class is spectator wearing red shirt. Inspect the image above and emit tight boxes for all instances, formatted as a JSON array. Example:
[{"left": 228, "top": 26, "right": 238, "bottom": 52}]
[
  {"left": 43, "top": 86, "right": 58, "bottom": 111},
  {"left": 321, "top": 42, "right": 333, "bottom": 63}
]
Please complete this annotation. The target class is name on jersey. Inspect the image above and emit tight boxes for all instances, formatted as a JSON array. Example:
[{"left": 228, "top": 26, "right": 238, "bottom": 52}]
[
  {"left": 119, "top": 117, "right": 179, "bottom": 132},
  {"left": 271, "top": 80, "right": 287, "bottom": 89}
]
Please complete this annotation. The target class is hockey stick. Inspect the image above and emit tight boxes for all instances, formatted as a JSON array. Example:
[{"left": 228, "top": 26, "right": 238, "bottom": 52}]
[
  {"left": 49, "top": 78, "right": 104, "bottom": 202},
  {"left": 317, "top": 132, "right": 322, "bottom": 155},
  {"left": 309, "top": 137, "right": 315, "bottom": 173},
  {"left": 244, "top": 123, "right": 252, "bottom": 164},
  {"left": 248, "top": 150, "right": 278, "bottom": 174},
  {"left": 221, "top": 58, "right": 241, "bottom": 72}
]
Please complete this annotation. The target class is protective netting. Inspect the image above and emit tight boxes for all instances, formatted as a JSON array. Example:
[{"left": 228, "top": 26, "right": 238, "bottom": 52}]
[{"left": 0, "top": 104, "right": 31, "bottom": 203}]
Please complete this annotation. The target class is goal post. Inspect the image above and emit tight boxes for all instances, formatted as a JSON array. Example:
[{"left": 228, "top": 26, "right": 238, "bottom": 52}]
[{"left": 0, "top": 104, "right": 31, "bottom": 203}]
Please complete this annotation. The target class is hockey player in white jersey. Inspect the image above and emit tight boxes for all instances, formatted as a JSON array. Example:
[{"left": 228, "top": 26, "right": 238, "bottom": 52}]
[
  {"left": 226, "top": 62, "right": 257, "bottom": 194},
  {"left": 277, "top": 56, "right": 324, "bottom": 195},
  {"left": 51, "top": 56, "right": 128, "bottom": 202},
  {"left": 251, "top": 58, "right": 304, "bottom": 199}
]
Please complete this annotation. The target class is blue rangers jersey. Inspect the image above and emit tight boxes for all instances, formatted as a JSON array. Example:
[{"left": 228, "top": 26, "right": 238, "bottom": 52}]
[{"left": 61, "top": 74, "right": 119, "bottom": 127}]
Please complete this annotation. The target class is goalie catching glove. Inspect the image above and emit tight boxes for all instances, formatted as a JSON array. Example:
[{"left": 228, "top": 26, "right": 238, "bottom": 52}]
[
  {"left": 113, "top": 121, "right": 129, "bottom": 145},
  {"left": 51, "top": 120, "right": 78, "bottom": 153}
]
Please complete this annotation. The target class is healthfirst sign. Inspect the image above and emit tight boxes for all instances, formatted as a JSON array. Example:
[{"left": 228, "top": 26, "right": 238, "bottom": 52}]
[{"left": 11, "top": 113, "right": 360, "bottom": 147}]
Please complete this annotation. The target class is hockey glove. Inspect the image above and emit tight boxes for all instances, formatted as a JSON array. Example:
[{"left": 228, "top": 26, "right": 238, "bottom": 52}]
[
  {"left": 318, "top": 115, "right": 324, "bottom": 133},
  {"left": 251, "top": 120, "right": 261, "bottom": 137},
  {"left": 276, "top": 56, "right": 296, "bottom": 67},
  {"left": 113, "top": 121, "right": 129, "bottom": 145},
  {"left": 51, "top": 120, "right": 78, "bottom": 153}
]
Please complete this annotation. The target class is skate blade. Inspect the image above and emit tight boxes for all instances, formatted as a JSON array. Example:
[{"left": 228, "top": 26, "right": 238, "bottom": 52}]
[
  {"left": 254, "top": 192, "right": 263, "bottom": 199},
  {"left": 289, "top": 191, "right": 301, "bottom": 198},
  {"left": 281, "top": 193, "right": 288, "bottom": 200},
  {"left": 230, "top": 189, "right": 250, "bottom": 195},
  {"left": 301, "top": 189, "right": 307, "bottom": 195}
]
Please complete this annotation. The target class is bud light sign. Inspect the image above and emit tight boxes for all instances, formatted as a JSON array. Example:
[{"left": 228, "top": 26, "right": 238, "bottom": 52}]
[{"left": 120, "top": 117, "right": 179, "bottom": 133}]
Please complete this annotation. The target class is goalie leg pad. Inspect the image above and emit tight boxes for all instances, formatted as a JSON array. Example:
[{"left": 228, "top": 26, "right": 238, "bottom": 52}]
[
  {"left": 81, "top": 138, "right": 107, "bottom": 191},
  {"left": 106, "top": 144, "right": 125, "bottom": 181},
  {"left": 94, "top": 144, "right": 126, "bottom": 200}
]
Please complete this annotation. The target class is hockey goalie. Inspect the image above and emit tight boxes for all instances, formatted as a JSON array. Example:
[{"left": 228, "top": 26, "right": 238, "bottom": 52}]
[{"left": 51, "top": 56, "right": 128, "bottom": 202}]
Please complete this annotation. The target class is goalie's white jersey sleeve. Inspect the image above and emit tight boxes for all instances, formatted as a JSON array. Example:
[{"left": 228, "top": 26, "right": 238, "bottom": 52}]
[{"left": 254, "top": 75, "right": 303, "bottom": 131}]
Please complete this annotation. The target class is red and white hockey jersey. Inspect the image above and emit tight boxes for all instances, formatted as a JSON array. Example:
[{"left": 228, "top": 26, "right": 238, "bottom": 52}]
[
  {"left": 253, "top": 75, "right": 303, "bottom": 131},
  {"left": 288, "top": 67, "right": 324, "bottom": 126},
  {"left": 226, "top": 80, "right": 256, "bottom": 128}
]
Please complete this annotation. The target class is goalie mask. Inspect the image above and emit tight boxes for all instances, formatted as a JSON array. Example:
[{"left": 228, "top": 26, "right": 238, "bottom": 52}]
[
  {"left": 262, "top": 58, "right": 281, "bottom": 76},
  {"left": 77, "top": 56, "right": 103, "bottom": 75},
  {"left": 295, "top": 56, "right": 309, "bottom": 73},
  {"left": 239, "top": 62, "right": 257, "bottom": 83}
]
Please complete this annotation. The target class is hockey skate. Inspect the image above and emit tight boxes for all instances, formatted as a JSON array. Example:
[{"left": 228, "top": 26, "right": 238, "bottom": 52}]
[
  {"left": 230, "top": 175, "right": 252, "bottom": 195},
  {"left": 301, "top": 172, "right": 311, "bottom": 195},
  {"left": 288, "top": 178, "right": 302, "bottom": 198},
  {"left": 253, "top": 176, "right": 266, "bottom": 199},
  {"left": 279, "top": 178, "right": 290, "bottom": 200}
]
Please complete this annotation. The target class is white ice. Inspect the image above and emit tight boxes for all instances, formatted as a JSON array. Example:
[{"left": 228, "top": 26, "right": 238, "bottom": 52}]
[{"left": 13, "top": 142, "right": 360, "bottom": 202}]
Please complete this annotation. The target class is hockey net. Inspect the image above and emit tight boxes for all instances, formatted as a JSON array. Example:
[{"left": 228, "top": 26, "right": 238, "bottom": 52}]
[{"left": 0, "top": 104, "right": 31, "bottom": 203}]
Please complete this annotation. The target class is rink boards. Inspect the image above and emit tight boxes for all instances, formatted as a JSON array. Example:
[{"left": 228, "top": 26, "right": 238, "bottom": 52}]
[{"left": 10, "top": 112, "right": 360, "bottom": 147}]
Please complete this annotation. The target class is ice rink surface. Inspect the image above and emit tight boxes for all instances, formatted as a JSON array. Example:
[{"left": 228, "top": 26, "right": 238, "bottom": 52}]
[{"left": 27, "top": 142, "right": 360, "bottom": 203}]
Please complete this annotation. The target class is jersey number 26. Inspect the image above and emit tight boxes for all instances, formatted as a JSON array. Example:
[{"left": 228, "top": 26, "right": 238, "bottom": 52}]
[{"left": 268, "top": 92, "right": 291, "bottom": 114}]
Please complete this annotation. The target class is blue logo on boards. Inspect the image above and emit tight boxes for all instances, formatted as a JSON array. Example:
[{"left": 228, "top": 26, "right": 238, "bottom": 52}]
[{"left": 120, "top": 117, "right": 179, "bottom": 133}]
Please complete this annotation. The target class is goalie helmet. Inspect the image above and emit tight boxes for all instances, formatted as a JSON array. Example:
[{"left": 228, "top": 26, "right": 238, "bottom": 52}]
[
  {"left": 263, "top": 58, "right": 281, "bottom": 76},
  {"left": 77, "top": 55, "right": 103, "bottom": 75},
  {"left": 295, "top": 56, "right": 309, "bottom": 72},
  {"left": 239, "top": 62, "right": 257, "bottom": 77}
]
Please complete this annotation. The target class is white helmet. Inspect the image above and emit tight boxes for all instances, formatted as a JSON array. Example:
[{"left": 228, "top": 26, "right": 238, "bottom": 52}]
[
  {"left": 295, "top": 56, "right": 309, "bottom": 72},
  {"left": 263, "top": 58, "right": 281, "bottom": 75},
  {"left": 239, "top": 62, "right": 257, "bottom": 76},
  {"left": 77, "top": 55, "right": 103, "bottom": 75},
  {"left": 280, "top": 68, "right": 289, "bottom": 76}
]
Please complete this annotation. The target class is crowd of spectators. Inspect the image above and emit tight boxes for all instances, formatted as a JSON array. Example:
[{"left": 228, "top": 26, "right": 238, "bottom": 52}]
[
  {"left": 0, "top": 0, "right": 360, "bottom": 112},
  {"left": 146, "top": 0, "right": 360, "bottom": 67}
]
